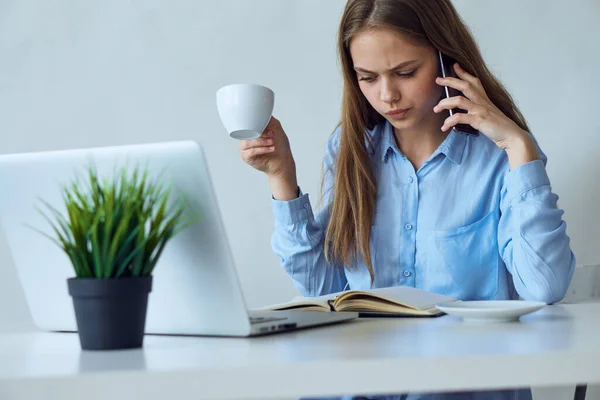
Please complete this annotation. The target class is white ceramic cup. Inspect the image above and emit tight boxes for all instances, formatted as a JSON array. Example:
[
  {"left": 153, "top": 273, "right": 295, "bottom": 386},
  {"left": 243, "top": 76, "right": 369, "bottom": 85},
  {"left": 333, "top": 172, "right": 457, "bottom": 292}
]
[{"left": 216, "top": 83, "right": 275, "bottom": 140}]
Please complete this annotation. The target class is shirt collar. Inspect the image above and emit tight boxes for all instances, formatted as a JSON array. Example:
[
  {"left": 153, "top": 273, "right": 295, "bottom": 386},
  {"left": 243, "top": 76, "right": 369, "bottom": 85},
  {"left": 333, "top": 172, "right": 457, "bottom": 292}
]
[
  {"left": 380, "top": 121, "right": 467, "bottom": 165},
  {"left": 380, "top": 121, "right": 400, "bottom": 162},
  {"left": 436, "top": 127, "right": 467, "bottom": 165}
]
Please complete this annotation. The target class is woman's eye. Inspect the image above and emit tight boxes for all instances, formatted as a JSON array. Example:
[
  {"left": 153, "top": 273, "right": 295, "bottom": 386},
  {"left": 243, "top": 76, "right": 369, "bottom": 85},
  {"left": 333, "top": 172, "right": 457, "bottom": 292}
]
[
  {"left": 396, "top": 70, "right": 416, "bottom": 78},
  {"left": 359, "top": 70, "right": 416, "bottom": 83}
]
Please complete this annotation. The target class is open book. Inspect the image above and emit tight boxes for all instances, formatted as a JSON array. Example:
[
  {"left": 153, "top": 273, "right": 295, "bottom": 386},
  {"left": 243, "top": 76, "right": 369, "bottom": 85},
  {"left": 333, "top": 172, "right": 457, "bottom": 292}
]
[{"left": 263, "top": 286, "right": 457, "bottom": 317}]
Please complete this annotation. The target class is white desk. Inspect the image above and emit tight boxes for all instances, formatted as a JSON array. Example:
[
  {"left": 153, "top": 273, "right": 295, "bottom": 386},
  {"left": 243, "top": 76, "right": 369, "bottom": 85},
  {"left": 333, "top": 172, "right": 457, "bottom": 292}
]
[{"left": 0, "top": 302, "right": 598, "bottom": 400}]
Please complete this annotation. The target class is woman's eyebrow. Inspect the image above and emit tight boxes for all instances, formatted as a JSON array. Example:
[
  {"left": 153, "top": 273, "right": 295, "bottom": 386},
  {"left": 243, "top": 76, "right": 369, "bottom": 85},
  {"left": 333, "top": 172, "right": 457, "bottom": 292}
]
[{"left": 353, "top": 59, "right": 419, "bottom": 74}]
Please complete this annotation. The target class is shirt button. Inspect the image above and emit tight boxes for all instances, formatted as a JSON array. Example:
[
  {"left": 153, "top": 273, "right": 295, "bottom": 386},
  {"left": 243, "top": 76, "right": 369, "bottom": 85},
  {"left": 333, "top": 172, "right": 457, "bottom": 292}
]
[
  {"left": 408, "top": 176, "right": 414, "bottom": 183},
  {"left": 405, "top": 223, "right": 412, "bottom": 230},
  {"left": 403, "top": 270, "right": 411, "bottom": 277},
  {"left": 303, "top": 203, "right": 309, "bottom": 209}
]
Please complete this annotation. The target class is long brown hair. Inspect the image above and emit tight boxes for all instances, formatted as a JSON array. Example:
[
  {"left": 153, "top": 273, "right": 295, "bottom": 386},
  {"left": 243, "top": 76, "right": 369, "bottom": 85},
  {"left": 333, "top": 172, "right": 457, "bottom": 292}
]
[{"left": 323, "top": 0, "right": 531, "bottom": 282}]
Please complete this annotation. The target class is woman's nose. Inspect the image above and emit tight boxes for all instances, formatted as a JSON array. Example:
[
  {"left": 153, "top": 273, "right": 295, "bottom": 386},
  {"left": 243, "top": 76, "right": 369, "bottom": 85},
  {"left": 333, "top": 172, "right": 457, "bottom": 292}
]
[{"left": 380, "top": 80, "right": 400, "bottom": 104}]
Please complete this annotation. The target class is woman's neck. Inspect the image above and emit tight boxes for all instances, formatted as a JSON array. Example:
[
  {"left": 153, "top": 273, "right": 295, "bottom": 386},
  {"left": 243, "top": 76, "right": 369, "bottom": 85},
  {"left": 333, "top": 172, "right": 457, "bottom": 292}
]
[{"left": 393, "top": 112, "right": 448, "bottom": 170}]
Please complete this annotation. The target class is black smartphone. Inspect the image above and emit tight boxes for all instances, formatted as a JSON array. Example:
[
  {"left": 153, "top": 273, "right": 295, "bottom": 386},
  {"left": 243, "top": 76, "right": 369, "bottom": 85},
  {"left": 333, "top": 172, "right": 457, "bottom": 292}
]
[{"left": 437, "top": 50, "right": 479, "bottom": 136}]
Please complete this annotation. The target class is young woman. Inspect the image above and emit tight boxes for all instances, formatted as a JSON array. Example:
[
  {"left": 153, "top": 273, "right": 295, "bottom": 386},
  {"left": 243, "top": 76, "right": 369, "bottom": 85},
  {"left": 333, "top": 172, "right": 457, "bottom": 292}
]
[{"left": 239, "top": 1, "right": 576, "bottom": 398}]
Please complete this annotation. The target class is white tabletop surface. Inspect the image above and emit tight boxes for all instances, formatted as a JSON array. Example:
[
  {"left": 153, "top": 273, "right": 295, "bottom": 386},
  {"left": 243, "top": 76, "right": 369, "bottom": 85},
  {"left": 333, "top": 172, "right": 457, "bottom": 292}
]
[{"left": 0, "top": 302, "right": 599, "bottom": 400}]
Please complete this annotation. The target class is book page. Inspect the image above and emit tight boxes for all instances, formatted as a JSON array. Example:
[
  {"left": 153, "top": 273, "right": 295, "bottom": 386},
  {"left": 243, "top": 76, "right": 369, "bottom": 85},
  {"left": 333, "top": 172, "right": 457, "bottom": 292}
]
[
  {"left": 335, "top": 286, "right": 456, "bottom": 310},
  {"left": 259, "top": 295, "right": 333, "bottom": 311}
]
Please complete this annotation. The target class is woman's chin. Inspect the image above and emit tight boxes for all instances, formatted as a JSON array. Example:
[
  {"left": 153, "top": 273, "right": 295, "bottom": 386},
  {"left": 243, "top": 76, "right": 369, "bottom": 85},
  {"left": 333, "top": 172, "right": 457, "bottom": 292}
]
[
  {"left": 387, "top": 117, "right": 414, "bottom": 131},
  {"left": 385, "top": 109, "right": 441, "bottom": 133}
]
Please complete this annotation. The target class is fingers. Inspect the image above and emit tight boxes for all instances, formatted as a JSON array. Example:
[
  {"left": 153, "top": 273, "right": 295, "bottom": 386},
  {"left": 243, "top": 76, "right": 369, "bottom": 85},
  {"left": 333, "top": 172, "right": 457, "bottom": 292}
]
[
  {"left": 441, "top": 112, "right": 476, "bottom": 132},
  {"left": 238, "top": 116, "right": 282, "bottom": 165},
  {"left": 239, "top": 135, "right": 275, "bottom": 151},
  {"left": 435, "top": 73, "right": 483, "bottom": 103},
  {"left": 263, "top": 116, "right": 281, "bottom": 132},
  {"left": 253, "top": 115, "right": 281, "bottom": 141},
  {"left": 436, "top": 76, "right": 470, "bottom": 95},
  {"left": 240, "top": 145, "right": 275, "bottom": 160},
  {"left": 452, "top": 63, "right": 482, "bottom": 88},
  {"left": 434, "top": 96, "right": 474, "bottom": 114}
]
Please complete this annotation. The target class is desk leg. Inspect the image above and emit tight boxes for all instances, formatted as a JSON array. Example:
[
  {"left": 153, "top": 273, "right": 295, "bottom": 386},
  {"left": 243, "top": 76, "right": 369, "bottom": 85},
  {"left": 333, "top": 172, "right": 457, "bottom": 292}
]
[{"left": 574, "top": 384, "right": 587, "bottom": 400}]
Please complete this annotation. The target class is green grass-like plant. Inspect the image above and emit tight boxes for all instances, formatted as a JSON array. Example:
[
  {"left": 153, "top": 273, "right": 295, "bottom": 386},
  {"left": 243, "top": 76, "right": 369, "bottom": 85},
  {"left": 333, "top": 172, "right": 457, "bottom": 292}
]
[{"left": 34, "top": 164, "right": 197, "bottom": 279}]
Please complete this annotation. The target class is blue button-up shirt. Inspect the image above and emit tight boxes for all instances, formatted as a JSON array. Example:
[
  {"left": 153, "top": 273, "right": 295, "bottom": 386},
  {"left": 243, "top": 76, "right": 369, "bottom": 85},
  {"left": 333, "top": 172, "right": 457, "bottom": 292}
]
[
  {"left": 270, "top": 121, "right": 576, "bottom": 400},
  {"left": 272, "top": 121, "right": 575, "bottom": 304}
]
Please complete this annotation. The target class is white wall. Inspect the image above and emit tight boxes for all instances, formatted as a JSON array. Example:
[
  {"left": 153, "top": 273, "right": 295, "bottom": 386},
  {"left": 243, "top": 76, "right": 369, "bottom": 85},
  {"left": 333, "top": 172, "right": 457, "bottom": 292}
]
[{"left": 1, "top": 0, "right": 599, "bottom": 398}]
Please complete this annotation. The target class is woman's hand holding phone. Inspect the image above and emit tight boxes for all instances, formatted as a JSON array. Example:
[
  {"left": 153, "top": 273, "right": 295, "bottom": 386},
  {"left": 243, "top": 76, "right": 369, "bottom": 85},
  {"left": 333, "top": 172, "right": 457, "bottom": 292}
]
[{"left": 434, "top": 61, "right": 531, "bottom": 151}]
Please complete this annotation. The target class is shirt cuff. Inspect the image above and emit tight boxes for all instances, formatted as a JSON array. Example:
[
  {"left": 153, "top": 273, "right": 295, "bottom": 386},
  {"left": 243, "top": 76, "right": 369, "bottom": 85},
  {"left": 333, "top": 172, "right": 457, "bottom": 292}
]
[
  {"left": 271, "top": 187, "right": 314, "bottom": 224},
  {"left": 504, "top": 159, "right": 551, "bottom": 204}
]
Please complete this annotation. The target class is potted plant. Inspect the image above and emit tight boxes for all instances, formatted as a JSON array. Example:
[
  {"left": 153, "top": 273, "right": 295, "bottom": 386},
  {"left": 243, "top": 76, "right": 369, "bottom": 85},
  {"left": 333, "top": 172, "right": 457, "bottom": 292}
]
[{"left": 35, "top": 164, "right": 196, "bottom": 350}]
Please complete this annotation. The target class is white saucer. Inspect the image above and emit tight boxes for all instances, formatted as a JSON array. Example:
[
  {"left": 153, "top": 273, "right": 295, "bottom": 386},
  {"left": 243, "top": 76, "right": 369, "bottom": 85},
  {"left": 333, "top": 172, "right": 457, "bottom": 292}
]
[{"left": 436, "top": 300, "right": 546, "bottom": 323}]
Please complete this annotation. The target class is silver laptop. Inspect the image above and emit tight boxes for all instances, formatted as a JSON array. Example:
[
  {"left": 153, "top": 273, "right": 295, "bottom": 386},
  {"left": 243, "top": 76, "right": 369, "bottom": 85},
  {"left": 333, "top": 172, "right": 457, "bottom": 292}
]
[{"left": 0, "top": 140, "right": 357, "bottom": 337}]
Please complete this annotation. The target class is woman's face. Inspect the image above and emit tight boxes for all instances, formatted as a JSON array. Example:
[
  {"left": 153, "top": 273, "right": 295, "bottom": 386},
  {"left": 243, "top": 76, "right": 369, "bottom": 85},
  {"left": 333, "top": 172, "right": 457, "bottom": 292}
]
[{"left": 349, "top": 28, "right": 443, "bottom": 132}]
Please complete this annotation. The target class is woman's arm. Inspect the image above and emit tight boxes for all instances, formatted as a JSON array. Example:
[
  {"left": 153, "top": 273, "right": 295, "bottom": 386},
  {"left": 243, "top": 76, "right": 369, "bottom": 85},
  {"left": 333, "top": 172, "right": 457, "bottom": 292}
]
[
  {"left": 497, "top": 132, "right": 576, "bottom": 303},
  {"left": 270, "top": 127, "right": 348, "bottom": 297}
]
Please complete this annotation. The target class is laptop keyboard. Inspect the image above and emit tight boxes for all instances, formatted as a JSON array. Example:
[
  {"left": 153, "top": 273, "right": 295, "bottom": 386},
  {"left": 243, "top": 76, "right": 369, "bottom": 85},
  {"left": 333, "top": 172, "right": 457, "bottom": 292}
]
[{"left": 249, "top": 316, "right": 287, "bottom": 324}]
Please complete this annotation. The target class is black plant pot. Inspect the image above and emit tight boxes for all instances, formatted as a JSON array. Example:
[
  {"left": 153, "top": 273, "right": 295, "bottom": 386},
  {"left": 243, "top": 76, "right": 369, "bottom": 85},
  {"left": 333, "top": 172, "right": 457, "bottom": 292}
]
[{"left": 67, "top": 276, "right": 153, "bottom": 351}]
